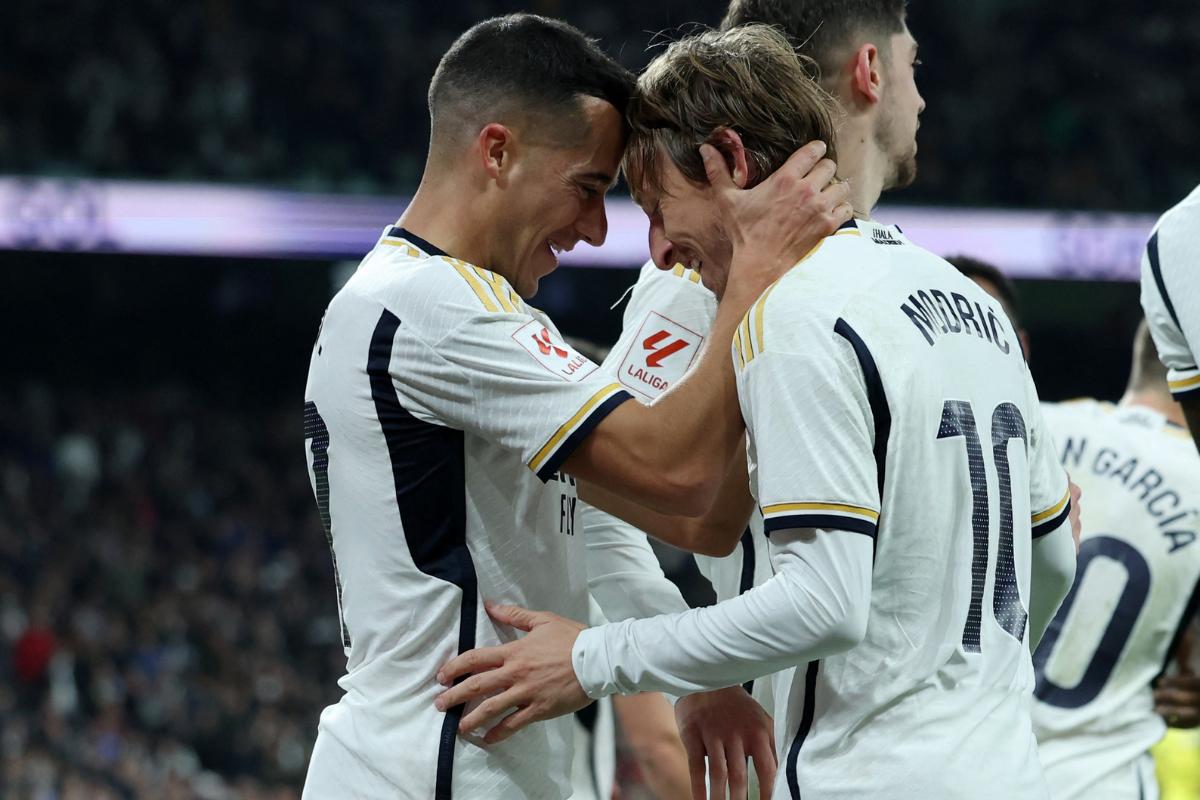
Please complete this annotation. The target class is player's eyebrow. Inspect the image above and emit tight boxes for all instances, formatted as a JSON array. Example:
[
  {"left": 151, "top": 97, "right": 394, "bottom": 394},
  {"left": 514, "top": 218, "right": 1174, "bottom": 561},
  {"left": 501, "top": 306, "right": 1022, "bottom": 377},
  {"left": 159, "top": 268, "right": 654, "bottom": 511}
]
[{"left": 578, "top": 171, "right": 618, "bottom": 190}]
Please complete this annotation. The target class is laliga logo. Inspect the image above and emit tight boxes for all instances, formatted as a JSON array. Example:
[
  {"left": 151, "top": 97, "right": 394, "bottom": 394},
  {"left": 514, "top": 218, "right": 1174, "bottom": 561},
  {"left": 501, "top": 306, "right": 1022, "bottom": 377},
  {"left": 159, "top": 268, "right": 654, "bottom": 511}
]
[
  {"left": 533, "top": 327, "right": 568, "bottom": 358},
  {"left": 642, "top": 330, "right": 691, "bottom": 367}
]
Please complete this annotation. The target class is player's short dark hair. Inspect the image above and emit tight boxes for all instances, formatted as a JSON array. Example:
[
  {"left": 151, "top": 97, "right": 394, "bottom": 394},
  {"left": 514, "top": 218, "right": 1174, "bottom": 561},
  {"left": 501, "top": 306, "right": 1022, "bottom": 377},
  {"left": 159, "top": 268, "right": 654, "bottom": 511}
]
[
  {"left": 946, "top": 255, "right": 1023, "bottom": 330},
  {"left": 720, "top": 0, "right": 908, "bottom": 84},
  {"left": 428, "top": 14, "right": 635, "bottom": 152},
  {"left": 1129, "top": 319, "right": 1169, "bottom": 393}
]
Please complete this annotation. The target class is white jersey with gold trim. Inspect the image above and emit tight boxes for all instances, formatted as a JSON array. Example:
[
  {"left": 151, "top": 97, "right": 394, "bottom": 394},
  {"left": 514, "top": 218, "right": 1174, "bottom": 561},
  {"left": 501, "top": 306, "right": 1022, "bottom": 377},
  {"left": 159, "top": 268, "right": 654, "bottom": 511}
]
[
  {"left": 1141, "top": 184, "right": 1200, "bottom": 401},
  {"left": 595, "top": 261, "right": 780, "bottom": 704},
  {"left": 737, "top": 219, "right": 1070, "bottom": 798},
  {"left": 301, "top": 227, "right": 631, "bottom": 799},
  {"left": 1032, "top": 400, "right": 1200, "bottom": 800}
]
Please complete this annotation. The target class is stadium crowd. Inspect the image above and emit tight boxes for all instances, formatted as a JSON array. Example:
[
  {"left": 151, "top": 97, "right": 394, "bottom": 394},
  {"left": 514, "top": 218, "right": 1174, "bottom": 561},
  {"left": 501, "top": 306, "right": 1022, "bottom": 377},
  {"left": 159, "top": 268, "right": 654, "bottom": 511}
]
[
  {"left": 0, "top": 381, "right": 699, "bottom": 798},
  {"left": 3, "top": 0, "right": 1197, "bottom": 210},
  {"left": 0, "top": 384, "right": 342, "bottom": 798}
]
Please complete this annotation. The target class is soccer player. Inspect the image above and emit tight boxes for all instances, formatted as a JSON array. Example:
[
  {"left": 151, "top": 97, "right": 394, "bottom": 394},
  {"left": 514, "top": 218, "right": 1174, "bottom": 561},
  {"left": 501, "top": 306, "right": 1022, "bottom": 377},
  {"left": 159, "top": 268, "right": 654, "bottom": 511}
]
[
  {"left": 1031, "top": 322, "right": 1200, "bottom": 799},
  {"left": 437, "top": 24, "right": 1080, "bottom": 799},
  {"left": 1141, "top": 184, "right": 1200, "bottom": 452},
  {"left": 579, "top": 3, "right": 936, "bottom": 792},
  {"left": 301, "top": 14, "right": 849, "bottom": 800}
]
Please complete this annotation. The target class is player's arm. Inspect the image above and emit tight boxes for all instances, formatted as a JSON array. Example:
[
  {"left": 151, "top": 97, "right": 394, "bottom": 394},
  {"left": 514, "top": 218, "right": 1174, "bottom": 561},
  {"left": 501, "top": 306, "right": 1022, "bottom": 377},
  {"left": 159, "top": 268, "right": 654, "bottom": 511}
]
[
  {"left": 562, "top": 142, "right": 851, "bottom": 517},
  {"left": 611, "top": 693, "right": 693, "bottom": 800},
  {"left": 578, "top": 441, "right": 753, "bottom": 557},
  {"left": 573, "top": 527, "right": 871, "bottom": 697},
  {"left": 579, "top": 500, "right": 691, "bottom": 620},
  {"left": 1026, "top": 382, "right": 1080, "bottom": 649},
  {"left": 1141, "top": 222, "right": 1200, "bottom": 453}
]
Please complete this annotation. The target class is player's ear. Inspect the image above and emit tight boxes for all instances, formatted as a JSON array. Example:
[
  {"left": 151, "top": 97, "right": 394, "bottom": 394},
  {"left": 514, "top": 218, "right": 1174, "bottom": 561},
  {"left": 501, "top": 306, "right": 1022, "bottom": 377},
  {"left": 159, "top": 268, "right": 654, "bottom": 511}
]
[
  {"left": 477, "top": 123, "right": 514, "bottom": 181},
  {"left": 850, "top": 43, "right": 884, "bottom": 105},
  {"left": 706, "top": 128, "right": 757, "bottom": 189}
]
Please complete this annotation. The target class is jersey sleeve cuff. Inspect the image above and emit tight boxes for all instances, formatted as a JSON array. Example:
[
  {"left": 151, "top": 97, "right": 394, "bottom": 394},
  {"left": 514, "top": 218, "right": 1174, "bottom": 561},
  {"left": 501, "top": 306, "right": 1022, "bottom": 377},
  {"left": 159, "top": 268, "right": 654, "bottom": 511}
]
[
  {"left": 1168, "top": 367, "right": 1200, "bottom": 400},
  {"left": 1031, "top": 489, "right": 1072, "bottom": 539},
  {"left": 761, "top": 502, "right": 879, "bottom": 538},
  {"left": 528, "top": 383, "right": 633, "bottom": 482},
  {"left": 572, "top": 625, "right": 620, "bottom": 700}
]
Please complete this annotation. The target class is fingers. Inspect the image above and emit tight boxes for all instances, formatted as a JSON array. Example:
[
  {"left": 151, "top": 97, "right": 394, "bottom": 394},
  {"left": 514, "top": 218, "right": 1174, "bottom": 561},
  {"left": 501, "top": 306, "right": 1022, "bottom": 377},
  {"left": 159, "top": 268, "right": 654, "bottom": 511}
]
[
  {"left": 456, "top": 686, "right": 524, "bottom": 735},
  {"left": 725, "top": 739, "right": 748, "bottom": 800},
  {"left": 435, "top": 666, "right": 509, "bottom": 711},
  {"left": 707, "top": 740, "right": 728, "bottom": 800},
  {"left": 483, "top": 704, "right": 541, "bottom": 745},
  {"left": 777, "top": 140, "right": 830, "bottom": 185},
  {"left": 682, "top": 729, "right": 707, "bottom": 800},
  {"left": 485, "top": 601, "right": 541, "bottom": 632},
  {"left": 700, "top": 144, "right": 736, "bottom": 192},
  {"left": 750, "top": 733, "right": 777, "bottom": 800},
  {"left": 437, "top": 644, "right": 508, "bottom": 686},
  {"left": 799, "top": 157, "right": 839, "bottom": 193}
]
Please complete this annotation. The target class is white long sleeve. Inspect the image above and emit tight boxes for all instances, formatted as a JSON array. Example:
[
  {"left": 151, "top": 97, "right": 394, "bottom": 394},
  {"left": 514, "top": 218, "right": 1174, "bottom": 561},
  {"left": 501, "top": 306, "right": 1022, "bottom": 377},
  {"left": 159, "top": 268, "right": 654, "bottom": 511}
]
[
  {"left": 580, "top": 500, "right": 690, "bottom": 622},
  {"left": 572, "top": 528, "right": 873, "bottom": 698},
  {"left": 1028, "top": 520, "right": 1077, "bottom": 651}
]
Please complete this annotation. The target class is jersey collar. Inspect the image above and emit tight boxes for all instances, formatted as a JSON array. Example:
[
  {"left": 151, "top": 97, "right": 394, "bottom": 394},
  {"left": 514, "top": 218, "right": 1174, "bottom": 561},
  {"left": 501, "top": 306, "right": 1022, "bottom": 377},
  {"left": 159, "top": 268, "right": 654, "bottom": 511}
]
[{"left": 386, "top": 226, "right": 450, "bottom": 258}]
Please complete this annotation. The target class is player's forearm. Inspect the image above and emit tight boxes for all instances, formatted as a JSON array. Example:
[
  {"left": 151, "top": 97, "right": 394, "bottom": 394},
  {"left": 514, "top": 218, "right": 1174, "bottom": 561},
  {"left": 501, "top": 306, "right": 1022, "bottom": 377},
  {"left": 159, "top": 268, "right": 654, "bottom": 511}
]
[
  {"left": 600, "top": 282, "right": 758, "bottom": 501},
  {"left": 1029, "top": 523, "right": 1078, "bottom": 651},
  {"left": 611, "top": 693, "right": 692, "bottom": 799},
  {"left": 578, "top": 448, "right": 753, "bottom": 557},
  {"left": 580, "top": 501, "right": 691, "bottom": 620},
  {"left": 572, "top": 529, "right": 872, "bottom": 698}
]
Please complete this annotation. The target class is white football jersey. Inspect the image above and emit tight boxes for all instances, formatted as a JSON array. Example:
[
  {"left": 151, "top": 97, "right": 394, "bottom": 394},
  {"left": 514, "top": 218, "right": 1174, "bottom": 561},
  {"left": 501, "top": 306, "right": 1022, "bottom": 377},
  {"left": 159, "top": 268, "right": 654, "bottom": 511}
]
[
  {"left": 301, "top": 227, "right": 631, "bottom": 799},
  {"left": 598, "top": 261, "right": 780, "bottom": 708},
  {"left": 1141, "top": 184, "right": 1200, "bottom": 402},
  {"left": 571, "top": 600, "right": 617, "bottom": 800},
  {"left": 1032, "top": 400, "right": 1200, "bottom": 800},
  {"left": 735, "top": 220, "right": 1072, "bottom": 799}
]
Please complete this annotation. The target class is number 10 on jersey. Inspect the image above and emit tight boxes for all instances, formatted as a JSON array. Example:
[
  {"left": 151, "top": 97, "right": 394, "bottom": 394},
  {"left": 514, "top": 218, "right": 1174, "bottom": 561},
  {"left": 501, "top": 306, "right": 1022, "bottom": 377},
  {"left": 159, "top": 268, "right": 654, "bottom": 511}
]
[{"left": 938, "top": 399, "right": 1030, "bottom": 653}]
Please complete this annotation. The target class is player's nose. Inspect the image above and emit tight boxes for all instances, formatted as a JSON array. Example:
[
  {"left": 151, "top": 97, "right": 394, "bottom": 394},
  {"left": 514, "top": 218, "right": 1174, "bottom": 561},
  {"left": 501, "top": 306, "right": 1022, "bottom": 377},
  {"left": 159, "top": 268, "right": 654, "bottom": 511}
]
[
  {"left": 577, "top": 197, "right": 608, "bottom": 248},
  {"left": 649, "top": 217, "right": 676, "bottom": 270}
]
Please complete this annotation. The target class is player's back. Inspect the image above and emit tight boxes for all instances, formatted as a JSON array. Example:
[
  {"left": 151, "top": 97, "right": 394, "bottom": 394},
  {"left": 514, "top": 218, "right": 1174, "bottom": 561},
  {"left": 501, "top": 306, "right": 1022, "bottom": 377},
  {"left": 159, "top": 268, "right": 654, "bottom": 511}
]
[
  {"left": 1032, "top": 400, "right": 1200, "bottom": 800},
  {"left": 749, "top": 221, "right": 1070, "bottom": 798},
  {"left": 302, "top": 227, "right": 624, "bottom": 799}
]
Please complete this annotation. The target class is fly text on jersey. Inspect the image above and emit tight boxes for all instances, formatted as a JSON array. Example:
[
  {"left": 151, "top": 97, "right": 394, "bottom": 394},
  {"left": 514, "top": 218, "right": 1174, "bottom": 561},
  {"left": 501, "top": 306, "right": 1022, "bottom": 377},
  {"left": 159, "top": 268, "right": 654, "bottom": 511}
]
[{"left": 901, "top": 288, "right": 1012, "bottom": 356}]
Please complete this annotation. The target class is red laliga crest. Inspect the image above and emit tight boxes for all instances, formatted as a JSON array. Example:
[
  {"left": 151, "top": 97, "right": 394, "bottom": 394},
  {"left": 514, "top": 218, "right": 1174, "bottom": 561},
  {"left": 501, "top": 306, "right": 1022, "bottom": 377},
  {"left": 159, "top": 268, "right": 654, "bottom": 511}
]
[
  {"left": 513, "top": 320, "right": 596, "bottom": 383},
  {"left": 618, "top": 311, "right": 705, "bottom": 400}
]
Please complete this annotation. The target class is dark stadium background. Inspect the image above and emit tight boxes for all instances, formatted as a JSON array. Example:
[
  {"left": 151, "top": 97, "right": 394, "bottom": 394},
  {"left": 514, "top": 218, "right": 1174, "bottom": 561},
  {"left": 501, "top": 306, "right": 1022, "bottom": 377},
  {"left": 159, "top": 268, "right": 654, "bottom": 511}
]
[{"left": 1, "top": 0, "right": 1197, "bottom": 797}]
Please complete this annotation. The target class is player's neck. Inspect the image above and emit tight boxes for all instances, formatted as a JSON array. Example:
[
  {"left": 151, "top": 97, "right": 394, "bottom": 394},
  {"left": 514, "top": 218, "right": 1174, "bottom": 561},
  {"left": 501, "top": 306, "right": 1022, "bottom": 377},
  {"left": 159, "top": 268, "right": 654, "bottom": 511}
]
[
  {"left": 1120, "top": 389, "right": 1186, "bottom": 428},
  {"left": 397, "top": 179, "right": 495, "bottom": 269},
  {"left": 833, "top": 119, "right": 885, "bottom": 219}
]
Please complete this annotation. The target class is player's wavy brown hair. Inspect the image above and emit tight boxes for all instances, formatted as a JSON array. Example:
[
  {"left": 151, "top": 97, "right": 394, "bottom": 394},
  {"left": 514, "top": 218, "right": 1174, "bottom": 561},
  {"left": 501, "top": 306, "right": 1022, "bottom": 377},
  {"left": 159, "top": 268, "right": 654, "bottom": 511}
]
[{"left": 623, "top": 24, "right": 839, "bottom": 203}]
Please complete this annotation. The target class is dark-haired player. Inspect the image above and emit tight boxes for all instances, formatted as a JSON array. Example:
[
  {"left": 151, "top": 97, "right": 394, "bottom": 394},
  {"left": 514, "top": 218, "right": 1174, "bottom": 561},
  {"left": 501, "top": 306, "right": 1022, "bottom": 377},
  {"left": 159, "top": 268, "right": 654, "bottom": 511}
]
[{"left": 300, "top": 13, "right": 848, "bottom": 799}]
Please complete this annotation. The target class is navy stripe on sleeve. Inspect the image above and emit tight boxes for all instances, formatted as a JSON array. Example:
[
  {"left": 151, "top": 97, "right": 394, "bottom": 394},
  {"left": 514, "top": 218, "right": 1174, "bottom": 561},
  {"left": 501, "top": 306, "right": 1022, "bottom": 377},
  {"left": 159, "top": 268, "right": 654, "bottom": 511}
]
[
  {"left": 1147, "top": 232, "right": 1182, "bottom": 331},
  {"left": 535, "top": 390, "right": 633, "bottom": 482},
  {"left": 1032, "top": 500, "right": 1072, "bottom": 539},
  {"left": 764, "top": 514, "right": 877, "bottom": 538}
]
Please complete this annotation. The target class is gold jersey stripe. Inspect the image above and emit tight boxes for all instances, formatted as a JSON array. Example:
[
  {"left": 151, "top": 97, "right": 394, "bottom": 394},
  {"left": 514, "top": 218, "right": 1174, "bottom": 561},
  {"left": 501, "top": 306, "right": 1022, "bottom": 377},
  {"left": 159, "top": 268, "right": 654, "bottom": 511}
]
[
  {"left": 1032, "top": 489, "right": 1070, "bottom": 523},
  {"left": 752, "top": 280, "right": 782, "bottom": 354},
  {"left": 446, "top": 259, "right": 499, "bottom": 313},
  {"left": 688, "top": 269, "right": 701, "bottom": 284},
  {"left": 470, "top": 266, "right": 518, "bottom": 314},
  {"left": 672, "top": 263, "right": 686, "bottom": 277},
  {"left": 528, "top": 383, "right": 623, "bottom": 471},
  {"left": 733, "top": 333, "right": 746, "bottom": 370},
  {"left": 1169, "top": 374, "right": 1200, "bottom": 391},
  {"left": 380, "top": 239, "right": 421, "bottom": 258},
  {"left": 763, "top": 501, "right": 880, "bottom": 520},
  {"left": 738, "top": 314, "right": 755, "bottom": 365}
]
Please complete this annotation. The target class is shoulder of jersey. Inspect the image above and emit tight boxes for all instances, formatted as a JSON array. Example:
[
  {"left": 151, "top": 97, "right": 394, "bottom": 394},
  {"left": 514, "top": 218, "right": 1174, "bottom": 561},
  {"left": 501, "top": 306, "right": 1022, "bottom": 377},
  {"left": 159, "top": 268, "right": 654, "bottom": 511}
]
[
  {"left": 1157, "top": 183, "right": 1200, "bottom": 236},
  {"left": 635, "top": 260, "right": 712, "bottom": 293},
  {"left": 351, "top": 229, "right": 529, "bottom": 319}
]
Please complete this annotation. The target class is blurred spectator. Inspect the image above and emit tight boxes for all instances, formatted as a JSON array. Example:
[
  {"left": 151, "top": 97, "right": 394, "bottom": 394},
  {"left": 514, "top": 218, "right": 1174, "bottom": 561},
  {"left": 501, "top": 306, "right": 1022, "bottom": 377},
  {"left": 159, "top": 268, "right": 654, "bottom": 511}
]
[{"left": 1, "top": 0, "right": 1196, "bottom": 210}]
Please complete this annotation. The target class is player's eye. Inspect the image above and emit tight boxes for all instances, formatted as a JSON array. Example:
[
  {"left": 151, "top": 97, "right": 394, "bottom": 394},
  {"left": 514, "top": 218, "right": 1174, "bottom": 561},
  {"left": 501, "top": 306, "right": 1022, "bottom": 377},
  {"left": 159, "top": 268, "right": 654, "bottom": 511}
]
[
  {"left": 913, "top": 58, "right": 923, "bottom": 70},
  {"left": 579, "top": 184, "right": 600, "bottom": 199}
]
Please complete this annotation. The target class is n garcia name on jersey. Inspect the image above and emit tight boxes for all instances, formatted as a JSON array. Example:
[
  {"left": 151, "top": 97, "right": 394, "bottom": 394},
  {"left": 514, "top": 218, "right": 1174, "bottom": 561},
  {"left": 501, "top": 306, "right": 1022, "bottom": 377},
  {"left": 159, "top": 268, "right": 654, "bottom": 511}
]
[
  {"left": 901, "top": 288, "right": 1012, "bottom": 356},
  {"left": 1063, "top": 435, "right": 1199, "bottom": 553}
]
